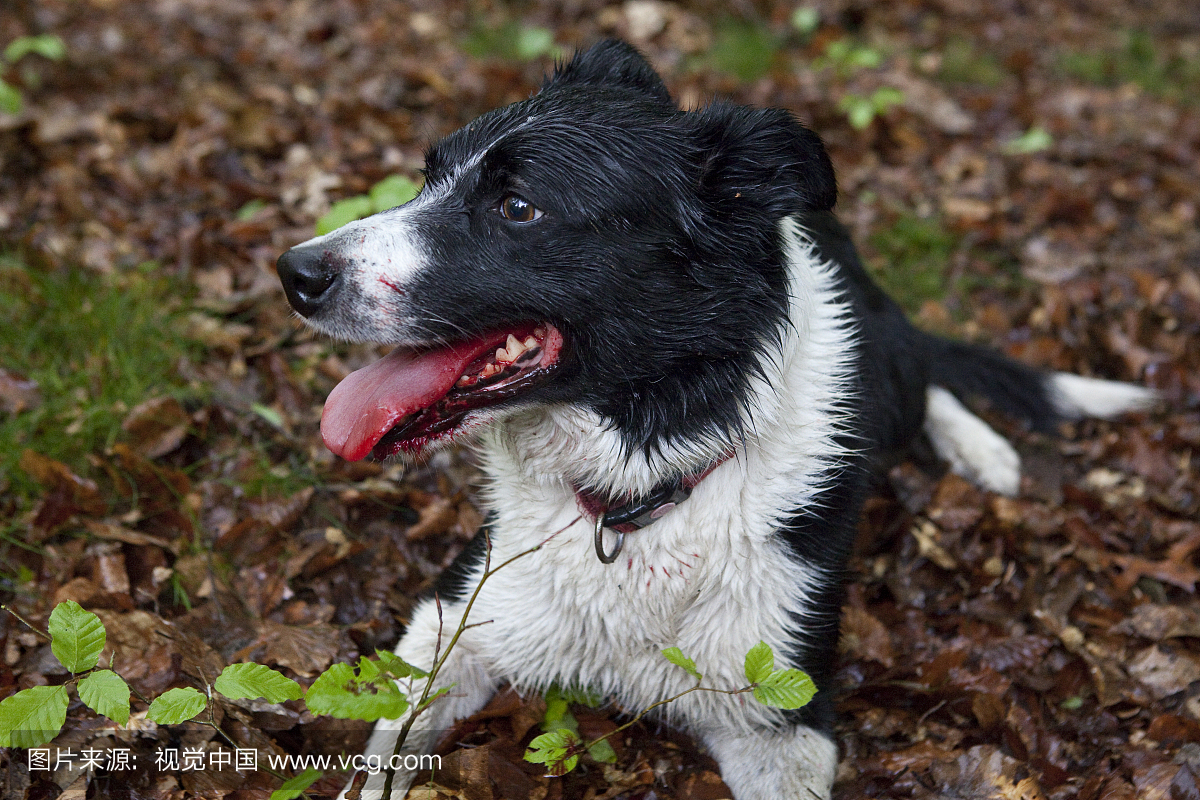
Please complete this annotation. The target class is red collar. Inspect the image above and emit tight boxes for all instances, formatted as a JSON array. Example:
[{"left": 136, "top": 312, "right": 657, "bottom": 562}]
[{"left": 574, "top": 450, "right": 735, "bottom": 535}]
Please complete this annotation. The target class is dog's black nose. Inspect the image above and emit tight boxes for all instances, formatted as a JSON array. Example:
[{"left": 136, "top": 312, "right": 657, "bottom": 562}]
[{"left": 276, "top": 244, "right": 340, "bottom": 318}]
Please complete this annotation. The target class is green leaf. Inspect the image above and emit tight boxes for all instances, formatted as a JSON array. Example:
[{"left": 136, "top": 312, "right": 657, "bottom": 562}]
[
  {"left": 752, "top": 668, "right": 817, "bottom": 710},
  {"left": 0, "top": 80, "right": 21, "bottom": 115},
  {"left": 147, "top": 686, "right": 207, "bottom": 724},
  {"left": 870, "top": 87, "right": 905, "bottom": 110},
  {"left": 235, "top": 199, "right": 267, "bottom": 221},
  {"left": 710, "top": 19, "right": 780, "bottom": 81},
  {"left": 558, "top": 684, "right": 603, "bottom": 707},
  {"left": 4, "top": 34, "right": 67, "bottom": 64},
  {"left": 662, "top": 647, "right": 702, "bottom": 681},
  {"left": 376, "top": 649, "right": 428, "bottom": 680},
  {"left": 417, "top": 685, "right": 451, "bottom": 712},
  {"left": 77, "top": 670, "right": 131, "bottom": 726},
  {"left": 744, "top": 641, "right": 774, "bottom": 684},
  {"left": 542, "top": 686, "right": 571, "bottom": 729},
  {"left": 1003, "top": 126, "right": 1053, "bottom": 155},
  {"left": 586, "top": 736, "right": 617, "bottom": 764},
  {"left": 48, "top": 600, "right": 106, "bottom": 672},
  {"left": 354, "top": 655, "right": 383, "bottom": 684},
  {"left": 304, "top": 662, "right": 409, "bottom": 721},
  {"left": 315, "top": 195, "right": 373, "bottom": 236},
  {"left": 214, "top": 663, "right": 303, "bottom": 703},
  {"left": 0, "top": 685, "right": 69, "bottom": 748},
  {"left": 369, "top": 175, "right": 420, "bottom": 213},
  {"left": 514, "top": 26, "right": 556, "bottom": 61},
  {"left": 250, "top": 403, "right": 285, "bottom": 429},
  {"left": 270, "top": 766, "right": 322, "bottom": 800},
  {"left": 791, "top": 7, "right": 820, "bottom": 35},
  {"left": 839, "top": 95, "right": 875, "bottom": 130},
  {"left": 524, "top": 728, "right": 581, "bottom": 776}
]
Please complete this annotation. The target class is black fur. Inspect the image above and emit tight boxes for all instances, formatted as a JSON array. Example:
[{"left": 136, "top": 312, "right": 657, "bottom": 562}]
[{"left": 406, "top": 47, "right": 845, "bottom": 460}]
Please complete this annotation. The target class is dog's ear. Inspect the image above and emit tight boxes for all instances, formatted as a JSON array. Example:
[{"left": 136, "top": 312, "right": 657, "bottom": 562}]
[
  {"left": 690, "top": 102, "right": 837, "bottom": 213},
  {"left": 543, "top": 39, "right": 673, "bottom": 106}
]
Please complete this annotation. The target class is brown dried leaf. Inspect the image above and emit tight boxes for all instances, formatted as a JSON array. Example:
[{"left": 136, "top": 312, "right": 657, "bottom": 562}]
[
  {"left": 82, "top": 519, "right": 179, "bottom": 554},
  {"left": 0, "top": 367, "right": 41, "bottom": 414},
  {"left": 20, "top": 449, "right": 107, "bottom": 518},
  {"left": 407, "top": 496, "right": 459, "bottom": 541},
  {"left": 1127, "top": 645, "right": 1200, "bottom": 700},
  {"left": 928, "top": 745, "right": 1047, "bottom": 800},
  {"left": 248, "top": 620, "right": 340, "bottom": 677},
  {"left": 1111, "top": 604, "right": 1200, "bottom": 641},
  {"left": 246, "top": 486, "right": 314, "bottom": 530},
  {"left": 121, "top": 396, "right": 191, "bottom": 458},
  {"left": 839, "top": 604, "right": 896, "bottom": 667}
]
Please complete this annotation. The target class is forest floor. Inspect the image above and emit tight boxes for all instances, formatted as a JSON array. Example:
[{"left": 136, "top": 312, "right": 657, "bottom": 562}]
[{"left": 1, "top": 0, "right": 1199, "bottom": 798}]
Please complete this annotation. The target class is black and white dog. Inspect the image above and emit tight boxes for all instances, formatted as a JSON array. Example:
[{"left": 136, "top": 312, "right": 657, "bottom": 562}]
[{"left": 276, "top": 40, "right": 1155, "bottom": 800}]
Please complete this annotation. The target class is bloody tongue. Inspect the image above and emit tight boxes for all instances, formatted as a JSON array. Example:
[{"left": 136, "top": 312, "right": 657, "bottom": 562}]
[{"left": 321, "top": 339, "right": 491, "bottom": 461}]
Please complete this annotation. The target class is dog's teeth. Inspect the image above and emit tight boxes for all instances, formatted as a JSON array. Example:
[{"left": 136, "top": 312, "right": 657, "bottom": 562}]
[
  {"left": 496, "top": 334, "right": 528, "bottom": 365},
  {"left": 456, "top": 374, "right": 473, "bottom": 387},
  {"left": 533, "top": 326, "right": 545, "bottom": 339},
  {"left": 514, "top": 346, "right": 541, "bottom": 365},
  {"left": 482, "top": 363, "right": 499, "bottom": 378},
  {"left": 523, "top": 336, "right": 538, "bottom": 350}
]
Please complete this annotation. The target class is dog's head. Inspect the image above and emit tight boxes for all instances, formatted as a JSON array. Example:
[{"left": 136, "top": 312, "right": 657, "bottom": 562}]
[{"left": 277, "top": 39, "right": 836, "bottom": 464}]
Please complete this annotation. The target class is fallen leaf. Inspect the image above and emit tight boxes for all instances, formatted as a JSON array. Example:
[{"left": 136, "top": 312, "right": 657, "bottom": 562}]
[
  {"left": 1127, "top": 645, "right": 1200, "bottom": 700},
  {"left": 121, "top": 396, "right": 191, "bottom": 458},
  {"left": 0, "top": 366, "right": 41, "bottom": 414}
]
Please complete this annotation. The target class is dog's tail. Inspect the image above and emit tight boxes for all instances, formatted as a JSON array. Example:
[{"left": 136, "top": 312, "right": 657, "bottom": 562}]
[{"left": 916, "top": 332, "right": 1158, "bottom": 495}]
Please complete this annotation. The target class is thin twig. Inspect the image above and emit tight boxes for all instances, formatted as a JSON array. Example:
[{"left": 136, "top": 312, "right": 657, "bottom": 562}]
[
  {"left": 1, "top": 604, "right": 53, "bottom": 642},
  {"left": 379, "top": 516, "right": 581, "bottom": 798}
]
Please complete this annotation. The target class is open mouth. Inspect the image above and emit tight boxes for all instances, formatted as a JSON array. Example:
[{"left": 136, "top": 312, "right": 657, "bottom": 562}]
[{"left": 321, "top": 324, "right": 563, "bottom": 461}]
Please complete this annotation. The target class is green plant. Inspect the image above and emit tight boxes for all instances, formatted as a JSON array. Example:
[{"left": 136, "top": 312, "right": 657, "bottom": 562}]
[
  {"left": 936, "top": 38, "right": 1007, "bottom": 87},
  {"left": 0, "top": 257, "right": 203, "bottom": 497},
  {"left": 818, "top": 38, "right": 882, "bottom": 77},
  {"left": 0, "top": 601, "right": 312, "bottom": 799},
  {"left": 790, "top": 7, "right": 821, "bottom": 38},
  {"left": 707, "top": 17, "right": 782, "bottom": 81},
  {"left": 315, "top": 175, "right": 421, "bottom": 236},
  {"left": 462, "top": 21, "right": 559, "bottom": 62},
  {"left": 1057, "top": 29, "right": 1200, "bottom": 104},
  {"left": 525, "top": 642, "right": 816, "bottom": 776},
  {"left": 0, "top": 34, "right": 65, "bottom": 114},
  {"left": 838, "top": 87, "right": 905, "bottom": 129},
  {"left": 4, "top": 512, "right": 817, "bottom": 798},
  {"left": 868, "top": 214, "right": 958, "bottom": 314},
  {"left": 1002, "top": 126, "right": 1053, "bottom": 155}
]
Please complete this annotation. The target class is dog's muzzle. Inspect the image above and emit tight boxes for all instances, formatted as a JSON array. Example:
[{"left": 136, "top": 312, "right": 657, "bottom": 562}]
[{"left": 277, "top": 242, "right": 342, "bottom": 318}]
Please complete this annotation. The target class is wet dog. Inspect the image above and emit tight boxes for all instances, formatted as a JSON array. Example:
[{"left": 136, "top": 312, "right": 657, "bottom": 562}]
[{"left": 276, "top": 39, "right": 1156, "bottom": 799}]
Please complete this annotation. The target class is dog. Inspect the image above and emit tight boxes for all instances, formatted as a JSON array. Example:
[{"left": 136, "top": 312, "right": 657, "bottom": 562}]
[{"left": 275, "top": 40, "right": 1157, "bottom": 800}]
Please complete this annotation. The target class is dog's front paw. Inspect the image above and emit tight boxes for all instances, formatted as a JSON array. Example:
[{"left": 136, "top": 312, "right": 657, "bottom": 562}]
[{"left": 704, "top": 725, "right": 837, "bottom": 800}]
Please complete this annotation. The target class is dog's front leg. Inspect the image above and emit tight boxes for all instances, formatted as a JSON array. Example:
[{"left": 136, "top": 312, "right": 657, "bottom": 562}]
[
  {"left": 703, "top": 724, "right": 838, "bottom": 800},
  {"left": 345, "top": 595, "right": 499, "bottom": 800}
]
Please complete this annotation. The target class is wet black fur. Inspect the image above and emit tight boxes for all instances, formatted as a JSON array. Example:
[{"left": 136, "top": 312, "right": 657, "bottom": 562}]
[
  {"left": 408, "top": 41, "right": 846, "bottom": 458},
  {"left": 280, "top": 39, "right": 1063, "bottom": 743},
  {"left": 408, "top": 39, "right": 1063, "bottom": 728}
]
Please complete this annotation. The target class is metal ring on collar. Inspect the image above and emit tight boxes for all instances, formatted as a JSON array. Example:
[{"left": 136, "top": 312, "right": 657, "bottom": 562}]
[{"left": 594, "top": 513, "right": 624, "bottom": 564}]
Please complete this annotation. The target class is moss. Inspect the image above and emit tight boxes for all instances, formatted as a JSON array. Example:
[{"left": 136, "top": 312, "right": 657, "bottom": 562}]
[
  {"left": 0, "top": 257, "right": 203, "bottom": 497},
  {"left": 1057, "top": 30, "right": 1200, "bottom": 104},
  {"left": 867, "top": 214, "right": 957, "bottom": 314},
  {"left": 937, "top": 37, "right": 1008, "bottom": 87},
  {"left": 707, "top": 17, "right": 782, "bottom": 82}
]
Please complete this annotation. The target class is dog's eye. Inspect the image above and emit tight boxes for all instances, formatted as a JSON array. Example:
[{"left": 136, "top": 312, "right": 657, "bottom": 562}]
[{"left": 497, "top": 194, "right": 542, "bottom": 224}]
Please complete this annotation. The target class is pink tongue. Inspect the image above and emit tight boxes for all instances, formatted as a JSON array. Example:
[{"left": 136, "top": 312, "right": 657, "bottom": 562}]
[{"left": 321, "top": 339, "right": 488, "bottom": 461}]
